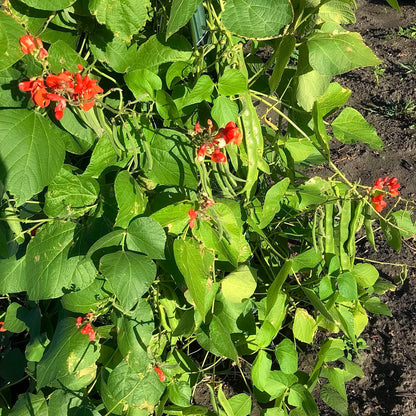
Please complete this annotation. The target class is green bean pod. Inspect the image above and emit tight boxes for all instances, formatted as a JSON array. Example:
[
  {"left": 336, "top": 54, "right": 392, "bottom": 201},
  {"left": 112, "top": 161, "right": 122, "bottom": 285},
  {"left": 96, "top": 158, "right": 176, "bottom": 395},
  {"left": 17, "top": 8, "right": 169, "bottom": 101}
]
[
  {"left": 346, "top": 199, "right": 364, "bottom": 266},
  {"left": 239, "top": 92, "right": 264, "bottom": 200},
  {"left": 339, "top": 199, "right": 352, "bottom": 271}
]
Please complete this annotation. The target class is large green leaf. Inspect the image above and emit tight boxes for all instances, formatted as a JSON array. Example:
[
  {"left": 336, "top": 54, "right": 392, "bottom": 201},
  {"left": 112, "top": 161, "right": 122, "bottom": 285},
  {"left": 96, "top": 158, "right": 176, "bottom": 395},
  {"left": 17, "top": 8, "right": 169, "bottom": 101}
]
[
  {"left": 211, "top": 96, "right": 239, "bottom": 127},
  {"left": 89, "top": 29, "right": 139, "bottom": 73},
  {"left": 209, "top": 315, "right": 239, "bottom": 362},
  {"left": 318, "top": 0, "right": 355, "bottom": 24},
  {"left": 173, "top": 238, "right": 215, "bottom": 320},
  {"left": 44, "top": 165, "right": 99, "bottom": 218},
  {"left": 19, "top": 0, "right": 76, "bottom": 11},
  {"left": 114, "top": 170, "right": 147, "bottom": 228},
  {"left": 90, "top": 0, "right": 150, "bottom": 41},
  {"left": 101, "top": 361, "right": 164, "bottom": 415},
  {"left": 166, "top": 0, "right": 202, "bottom": 39},
  {"left": 9, "top": 392, "right": 48, "bottom": 416},
  {"left": 259, "top": 178, "right": 290, "bottom": 228},
  {"left": 126, "top": 217, "right": 166, "bottom": 259},
  {"left": 37, "top": 317, "right": 99, "bottom": 388},
  {"left": 220, "top": 265, "right": 257, "bottom": 303},
  {"left": 125, "top": 69, "right": 162, "bottom": 101},
  {"left": 100, "top": 251, "right": 156, "bottom": 310},
  {"left": 218, "top": 67, "right": 248, "bottom": 96},
  {"left": 117, "top": 300, "right": 153, "bottom": 373},
  {"left": 0, "top": 12, "right": 26, "bottom": 71},
  {"left": 222, "top": 0, "right": 293, "bottom": 39},
  {"left": 134, "top": 34, "right": 192, "bottom": 70},
  {"left": 308, "top": 32, "right": 381, "bottom": 76},
  {"left": 293, "top": 308, "right": 317, "bottom": 344},
  {"left": 332, "top": 107, "right": 383, "bottom": 149},
  {"left": 0, "top": 257, "right": 26, "bottom": 293},
  {"left": 0, "top": 67, "right": 25, "bottom": 107},
  {"left": 48, "top": 40, "right": 87, "bottom": 73},
  {"left": 25, "top": 221, "right": 78, "bottom": 300},
  {"left": 146, "top": 129, "right": 197, "bottom": 187},
  {"left": 0, "top": 110, "right": 66, "bottom": 205}
]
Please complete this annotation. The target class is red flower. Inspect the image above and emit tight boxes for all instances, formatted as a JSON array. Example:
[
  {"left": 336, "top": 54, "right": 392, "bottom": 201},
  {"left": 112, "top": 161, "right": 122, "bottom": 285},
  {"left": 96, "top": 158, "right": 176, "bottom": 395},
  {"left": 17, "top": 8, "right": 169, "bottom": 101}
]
[
  {"left": 194, "top": 122, "right": 203, "bottom": 133},
  {"left": 74, "top": 73, "right": 103, "bottom": 111},
  {"left": 371, "top": 194, "right": 387, "bottom": 213},
  {"left": 211, "top": 148, "right": 226, "bottom": 163},
  {"left": 48, "top": 93, "right": 67, "bottom": 120},
  {"left": 217, "top": 121, "right": 242, "bottom": 146},
  {"left": 20, "top": 35, "right": 36, "bottom": 54},
  {"left": 19, "top": 78, "right": 50, "bottom": 107},
  {"left": 188, "top": 209, "right": 198, "bottom": 229},
  {"left": 154, "top": 366, "right": 165, "bottom": 382},
  {"left": 80, "top": 323, "right": 96, "bottom": 341},
  {"left": 0, "top": 321, "right": 7, "bottom": 332},
  {"left": 387, "top": 177, "right": 400, "bottom": 197},
  {"left": 46, "top": 72, "right": 74, "bottom": 90}
]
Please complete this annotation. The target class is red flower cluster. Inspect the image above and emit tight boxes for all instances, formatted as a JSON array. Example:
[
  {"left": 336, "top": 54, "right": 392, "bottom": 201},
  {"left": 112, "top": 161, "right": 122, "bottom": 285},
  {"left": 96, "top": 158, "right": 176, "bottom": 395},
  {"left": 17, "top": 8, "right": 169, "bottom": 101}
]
[
  {"left": 76, "top": 313, "right": 96, "bottom": 341},
  {"left": 19, "top": 59, "right": 103, "bottom": 120},
  {"left": 154, "top": 366, "right": 165, "bottom": 382},
  {"left": 0, "top": 321, "right": 7, "bottom": 332},
  {"left": 20, "top": 34, "right": 48, "bottom": 59},
  {"left": 371, "top": 176, "right": 401, "bottom": 212},
  {"left": 188, "top": 197, "right": 215, "bottom": 229},
  {"left": 195, "top": 120, "right": 242, "bottom": 163}
]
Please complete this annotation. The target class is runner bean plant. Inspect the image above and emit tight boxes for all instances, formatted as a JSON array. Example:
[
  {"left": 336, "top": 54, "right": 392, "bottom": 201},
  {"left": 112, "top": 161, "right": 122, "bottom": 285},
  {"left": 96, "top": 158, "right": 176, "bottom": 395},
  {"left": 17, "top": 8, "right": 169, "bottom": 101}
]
[{"left": 0, "top": 0, "right": 414, "bottom": 415}]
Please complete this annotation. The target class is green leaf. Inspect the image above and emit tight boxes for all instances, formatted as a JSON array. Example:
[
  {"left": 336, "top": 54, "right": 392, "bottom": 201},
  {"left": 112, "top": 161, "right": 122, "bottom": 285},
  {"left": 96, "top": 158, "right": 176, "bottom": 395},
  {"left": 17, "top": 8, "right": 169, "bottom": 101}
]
[
  {"left": 288, "top": 384, "right": 318, "bottom": 416},
  {"left": 364, "top": 297, "right": 392, "bottom": 316},
  {"left": 318, "top": 0, "right": 356, "bottom": 24},
  {"left": 380, "top": 217, "right": 401, "bottom": 252},
  {"left": 292, "top": 249, "right": 322, "bottom": 273},
  {"left": 218, "top": 68, "right": 248, "bottom": 96},
  {"left": 134, "top": 34, "right": 192, "bottom": 70},
  {"left": 9, "top": 392, "right": 48, "bottom": 416},
  {"left": 61, "top": 278, "right": 110, "bottom": 313},
  {"left": 308, "top": 32, "right": 381, "bottom": 76},
  {"left": 326, "top": 367, "right": 347, "bottom": 400},
  {"left": 0, "top": 110, "right": 66, "bottom": 205},
  {"left": 275, "top": 339, "right": 297, "bottom": 374},
  {"left": 211, "top": 96, "right": 239, "bottom": 127},
  {"left": 114, "top": 171, "right": 147, "bottom": 228},
  {"left": 37, "top": 317, "right": 99, "bottom": 388},
  {"left": 44, "top": 166, "right": 99, "bottom": 219},
  {"left": 320, "top": 384, "right": 348, "bottom": 416},
  {"left": 25, "top": 221, "right": 77, "bottom": 300},
  {"left": 101, "top": 361, "right": 164, "bottom": 414},
  {"left": 228, "top": 393, "right": 252, "bottom": 416},
  {"left": 0, "top": 67, "right": 25, "bottom": 107},
  {"left": 151, "top": 202, "right": 193, "bottom": 234},
  {"left": 60, "top": 108, "right": 96, "bottom": 154},
  {"left": 146, "top": 129, "right": 197, "bottom": 187},
  {"left": 166, "top": 0, "right": 202, "bottom": 39},
  {"left": 89, "top": 0, "right": 150, "bottom": 41},
  {"left": 316, "top": 82, "right": 351, "bottom": 117},
  {"left": 48, "top": 40, "right": 87, "bottom": 73},
  {"left": 186, "top": 75, "right": 215, "bottom": 106},
  {"left": 117, "top": 300, "right": 153, "bottom": 373},
  {"left": 390, "top": 210, "right": 416, "bottom": 238},
  {"left": 89, "top": 29, "right": 138, "bottom": 73},
  {"left": 173, "top": 238, "right": 215, "bottom": 320},
  {"left": 222, "top": 0, "right": 293, "bottom": 39},
  {"left": 259, "top": 178, "right": 290, "bottom": 228},
  {"left": 220, "top": 265, "right": 257, "bottom": 303},
  {"left": 385, "top": 0, "right": 400, "bottom": 12},
  {"left": 209, "top": 315, "right": 239, "bottom": 362},
  {"left": 125, "top": 69, "right": 162, "bottom": 101},
  {"left": 251, "top": 349, "right": 272, "bottom": 391},
  {"left": 0, "top": 257, "right": 26, "bottom": 293},
  {"left": 4, "top": 303, "right": 30, "bottom": 333},
  {"left": 126, "top": 217, "right": 166, "bottom": 259},
  {"left": 332, "top": 107, "right": 383, "bottom": 149},
  {"left": 218, "top": 384, "right": 235, "bottom": 416},
  {"left": 19, "top": 0, "right": 76, "bottom": 11},
  {"left": 168, "top": 381, "right": 192, "bottom": 407},
  {"left": 293, "top": 308, "right": 317, "bottom": 344},
  {"left": 0, "top": 12, "right": 26, "bottom": 71},
  {"left": 100, "top": 251, "right": 156, "bottom": 311},
  {"left": 156, "top": 90, "right": 180, "bottom": 121},
  {"left": 337, "top": 271, "right": 358, "bottom": 300},
  {"left": 352, "top": 263, "right": 379, "bottom": 288}
]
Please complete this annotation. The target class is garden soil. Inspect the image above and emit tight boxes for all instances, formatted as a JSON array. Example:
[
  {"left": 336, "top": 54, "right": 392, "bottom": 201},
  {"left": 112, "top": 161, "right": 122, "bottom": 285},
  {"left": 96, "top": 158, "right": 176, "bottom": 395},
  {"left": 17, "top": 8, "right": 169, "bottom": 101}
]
[{"left": 194, "top": 1, "right": 416, "bottom": 414}]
